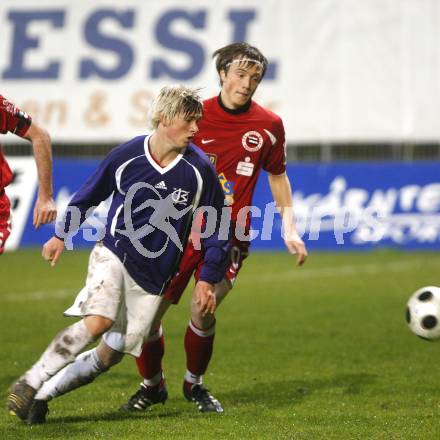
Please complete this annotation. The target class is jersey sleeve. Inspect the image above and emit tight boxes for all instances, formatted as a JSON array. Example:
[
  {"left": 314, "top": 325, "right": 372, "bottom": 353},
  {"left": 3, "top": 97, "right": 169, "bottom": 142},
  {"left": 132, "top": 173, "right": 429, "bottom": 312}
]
[
  {"left": 0, "top": 95, "right": 32, "bottom": 137},
  {"left": 55, "top": 146, "right": 121, "bottom": 240},
  {"left": 263, "top": 116, "right": 287, "bottom": 175},
  {"left": 198, "top": 162, "right": 230, "bottom": 285}
]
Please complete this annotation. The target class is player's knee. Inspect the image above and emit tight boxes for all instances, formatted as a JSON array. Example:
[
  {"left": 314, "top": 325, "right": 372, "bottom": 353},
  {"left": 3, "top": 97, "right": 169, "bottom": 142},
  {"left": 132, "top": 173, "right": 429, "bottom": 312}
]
[
  {"left": 191, "top": 279, "right": 230, "bottom": 313},
  {"left": 189, "top": 278, "right": 232, "bottom": 328},
  {"left": 191, "top": 309, "right": 216, "bottom": 330},
  {"left": 96, "top": 342, "right": 124, "bottom": 368},
  {"left": 84, "top": 315, "right": 114, "bottom": 338},
  {"left": 191, "top": 295, "right": 211, "bottom": 319}
]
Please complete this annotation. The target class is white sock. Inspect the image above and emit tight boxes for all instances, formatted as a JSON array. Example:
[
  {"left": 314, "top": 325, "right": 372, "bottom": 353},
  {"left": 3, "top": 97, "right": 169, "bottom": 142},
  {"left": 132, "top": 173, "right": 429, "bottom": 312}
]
[
  {"left": 143, "top": 370, "right": 163, "bottom": 388},
  {"left": 24, "top": 320, "right": 95, "bottom": 390},
  {"left": 184, "top": 370, "right": 202, "bottom": 385},
  {"left": 35, "top": 348, "right": 107, "bottom": 401}
]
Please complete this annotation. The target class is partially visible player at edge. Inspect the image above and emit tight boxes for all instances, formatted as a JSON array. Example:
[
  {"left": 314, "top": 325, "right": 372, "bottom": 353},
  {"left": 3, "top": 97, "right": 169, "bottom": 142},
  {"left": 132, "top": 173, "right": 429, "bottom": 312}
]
[
  {"left": 29, "top": 42, "right": 308, "bottom": 419},
  {"left": 0, "top": 95, "right": 57, "bottom": 253},
  {"left": 122, "top": 42, "right": 308, "bottom": 413}
]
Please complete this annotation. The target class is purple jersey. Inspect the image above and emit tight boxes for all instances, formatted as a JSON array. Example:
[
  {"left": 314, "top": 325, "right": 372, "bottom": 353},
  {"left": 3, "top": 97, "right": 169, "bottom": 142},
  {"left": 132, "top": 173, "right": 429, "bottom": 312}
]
[{"left": 58, "top": 135, "right": 229, "bottom": 294}]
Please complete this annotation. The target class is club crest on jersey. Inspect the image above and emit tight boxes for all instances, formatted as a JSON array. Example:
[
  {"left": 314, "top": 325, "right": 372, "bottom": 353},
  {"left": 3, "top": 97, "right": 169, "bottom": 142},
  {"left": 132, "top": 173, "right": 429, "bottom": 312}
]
[
  {"left": 171, "top": 188, "right": 189, "bottom": 205},
  {"left": 242, "top": 131, "right": 263, "bottom": 152},
  {"left": 218, "top": 172, "right": 235, "bottom": 206}
]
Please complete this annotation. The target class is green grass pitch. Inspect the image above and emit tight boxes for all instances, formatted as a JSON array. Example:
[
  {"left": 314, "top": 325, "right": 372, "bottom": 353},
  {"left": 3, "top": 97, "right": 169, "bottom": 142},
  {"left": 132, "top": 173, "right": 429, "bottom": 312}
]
[{"left": 1, "top": 248, "right": 440, "bottom": 439}]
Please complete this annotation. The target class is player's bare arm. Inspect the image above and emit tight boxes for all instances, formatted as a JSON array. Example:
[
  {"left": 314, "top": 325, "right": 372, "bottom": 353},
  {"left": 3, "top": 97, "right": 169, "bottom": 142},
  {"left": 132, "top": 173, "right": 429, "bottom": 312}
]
[
  {"left": 42, "top": 236, "right": 64, "bottom": 267},
  {"left": 23, "top": 122, "right": 57, "bottom": 228},
  {"left": 268, "top": 172, "right": 308, "bottom": 266}
]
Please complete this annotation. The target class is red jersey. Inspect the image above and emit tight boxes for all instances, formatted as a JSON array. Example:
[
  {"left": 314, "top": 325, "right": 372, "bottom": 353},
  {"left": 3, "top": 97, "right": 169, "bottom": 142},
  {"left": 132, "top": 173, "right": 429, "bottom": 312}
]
[
  {"left": 193, "top": 96, "right": 286, "bottom": 231},
  {"left": 0, "top": 95, "right": 32, "bottom": 190}
]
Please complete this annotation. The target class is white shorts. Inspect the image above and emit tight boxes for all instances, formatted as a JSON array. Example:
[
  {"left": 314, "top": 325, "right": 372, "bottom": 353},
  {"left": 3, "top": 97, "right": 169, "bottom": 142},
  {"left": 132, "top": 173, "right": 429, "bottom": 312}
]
[{"left": 64, "top": 243, "right": 165, "bottom": 357}]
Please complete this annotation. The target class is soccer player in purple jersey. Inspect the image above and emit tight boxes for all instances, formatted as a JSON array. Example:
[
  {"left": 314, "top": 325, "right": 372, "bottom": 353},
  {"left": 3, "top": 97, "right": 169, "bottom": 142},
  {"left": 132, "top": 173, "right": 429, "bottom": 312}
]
[{"left": 7, "top": 85, "right": 229, "bottom": 424}]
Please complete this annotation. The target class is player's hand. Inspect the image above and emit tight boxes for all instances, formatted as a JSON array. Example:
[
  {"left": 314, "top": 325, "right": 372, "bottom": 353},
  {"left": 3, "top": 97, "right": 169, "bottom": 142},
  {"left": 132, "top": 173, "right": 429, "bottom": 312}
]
[
  {"left": 33, "top": 196, "right": 57, "bottom": 228},
  {"left": 285, "top": 232, "right": 308, "bottom": 266},
  {"left": 194, "top": 281, "right": 216, "bottom": 316},
  {"left": 42, "top": 236, "right": 64, "bottom": 266}
]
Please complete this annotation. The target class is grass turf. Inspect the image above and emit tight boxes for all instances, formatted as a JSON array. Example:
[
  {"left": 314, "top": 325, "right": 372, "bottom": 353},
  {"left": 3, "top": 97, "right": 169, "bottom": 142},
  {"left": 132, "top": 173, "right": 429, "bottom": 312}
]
[{"left": 1, "top": 248, "right": 440, "bottom": 439}]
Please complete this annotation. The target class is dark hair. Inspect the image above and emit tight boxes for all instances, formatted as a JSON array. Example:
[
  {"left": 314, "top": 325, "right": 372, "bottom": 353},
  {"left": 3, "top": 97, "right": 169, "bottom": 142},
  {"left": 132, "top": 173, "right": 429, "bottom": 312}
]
[{"left": 212, "top": 42, "right": 268, "bottom": 81}]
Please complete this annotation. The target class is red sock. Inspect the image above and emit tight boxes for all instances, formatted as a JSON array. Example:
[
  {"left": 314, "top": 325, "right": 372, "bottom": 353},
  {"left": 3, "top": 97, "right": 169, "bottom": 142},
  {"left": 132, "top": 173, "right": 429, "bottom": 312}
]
[
  {"left": 135, "top": 326, "right": 165, "bottom": 382},
  {"left": 184, "top": 320, "right": 216, "bottom": 384}
]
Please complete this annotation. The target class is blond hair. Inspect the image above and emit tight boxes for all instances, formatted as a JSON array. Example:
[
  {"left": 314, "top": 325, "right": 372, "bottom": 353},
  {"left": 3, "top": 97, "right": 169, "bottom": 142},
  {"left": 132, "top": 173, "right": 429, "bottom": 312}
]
[{"left": 150, "top": 85, "right": 203, "bottom": 129}]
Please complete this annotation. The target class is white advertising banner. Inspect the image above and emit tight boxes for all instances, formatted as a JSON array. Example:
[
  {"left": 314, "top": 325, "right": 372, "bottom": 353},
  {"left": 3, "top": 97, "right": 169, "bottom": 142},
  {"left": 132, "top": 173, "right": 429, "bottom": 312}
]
[{"left": 1, "top": 0, "right": 440, "bottom": 143}]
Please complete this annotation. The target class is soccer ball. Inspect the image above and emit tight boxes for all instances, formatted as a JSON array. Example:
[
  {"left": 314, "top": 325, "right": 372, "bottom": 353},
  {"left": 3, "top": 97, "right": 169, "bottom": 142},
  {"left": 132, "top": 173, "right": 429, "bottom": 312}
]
[{"left": 406, "top": 286, "right": 440, "bottom": 340}]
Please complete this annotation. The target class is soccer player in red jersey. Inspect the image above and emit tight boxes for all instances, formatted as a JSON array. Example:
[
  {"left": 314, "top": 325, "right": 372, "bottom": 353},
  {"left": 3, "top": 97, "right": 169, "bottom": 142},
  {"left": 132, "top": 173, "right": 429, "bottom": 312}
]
[
  {"left": 120, "top": 43, "right": 308, "bottom": 413},
  {"left": 0, "top": 95, "right": 56, "bottom": 252}
]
